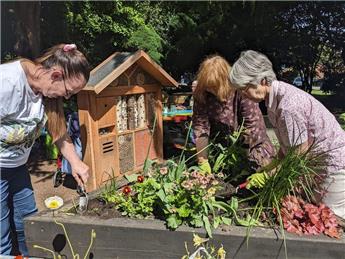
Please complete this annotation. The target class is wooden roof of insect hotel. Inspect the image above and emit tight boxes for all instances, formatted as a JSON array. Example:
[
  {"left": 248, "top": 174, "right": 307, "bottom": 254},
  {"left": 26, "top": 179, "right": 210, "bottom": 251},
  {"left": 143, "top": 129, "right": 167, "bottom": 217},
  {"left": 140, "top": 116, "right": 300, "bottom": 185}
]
[{"left": 83, "top": 50, "right": 178, "bottom": 94}]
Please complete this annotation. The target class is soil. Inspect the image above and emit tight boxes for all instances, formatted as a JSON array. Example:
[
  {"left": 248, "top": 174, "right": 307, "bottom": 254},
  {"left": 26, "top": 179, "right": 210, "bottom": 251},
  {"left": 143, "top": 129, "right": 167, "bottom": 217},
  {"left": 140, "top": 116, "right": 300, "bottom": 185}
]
[
  {"left": 82, "top": 198, "right": 123, "bottom": 219},
  {"left": 28, "top": 141, "right": 79, "bottom": 212}
]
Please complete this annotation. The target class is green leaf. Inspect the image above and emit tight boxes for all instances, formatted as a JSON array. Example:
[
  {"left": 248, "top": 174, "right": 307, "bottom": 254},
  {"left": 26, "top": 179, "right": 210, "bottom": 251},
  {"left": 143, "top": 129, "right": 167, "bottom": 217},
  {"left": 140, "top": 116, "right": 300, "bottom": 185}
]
[
  {"left": 235, "top": 214, "right": 261, "bottom": 227},
  {"left": 143, "top": 159, "right": 154, "bottom": 174},
  {"left": 213, "top": 153, "right": 225, "bottom": 172},
  {"left": 213, "top": 201, "right": 233, "bottom": 212},
  {"left": 167, "top": 215, "right": 180, "bottom": 229},
  {"left": 191, "top": 216, "right": 204, "bottom": 228},
  {"left": 202, "top": 201, "right": 209, "bottom": 214},
  {"left": 175, "top": 157, "right": 186, "bottom": 180},
  {"left": 221, "top": 216, "right": 232, "bottom": 225},
  {"left": 230, "top": 197, "right": 239, "bottom": 211},
  {"left": 156, "top": 189, "right": 166, "bottom": 202},
  {"left": 202, "top": 215, "right": 213, "bottom": 238},
  {"left": 213, "top": 216, "right": 220, "bottom": 229},
  {"left": 212, "top": 202, "right": 229, "bottom": 212},
  {"left": 124, "top": 173, "right": 138, "bottom": 183},
  {"left": 188, "top": 166, "right": 200, "bottom": 172},
  {"left": 176, "top": 205, "right": 191, "bottom": 218},
  {"left": 163, "top": 182, "right": 175, "bottom": 193}
]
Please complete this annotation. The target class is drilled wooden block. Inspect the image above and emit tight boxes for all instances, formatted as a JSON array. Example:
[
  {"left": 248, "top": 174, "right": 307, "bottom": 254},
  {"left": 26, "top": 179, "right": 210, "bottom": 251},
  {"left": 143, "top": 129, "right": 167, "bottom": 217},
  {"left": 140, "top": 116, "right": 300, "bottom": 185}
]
[
  {"left": 118, "top": 134, "right": 134, "bottom": 173},
  {"left": 146, "top": 93, "right": 156, "bottom": 127}
]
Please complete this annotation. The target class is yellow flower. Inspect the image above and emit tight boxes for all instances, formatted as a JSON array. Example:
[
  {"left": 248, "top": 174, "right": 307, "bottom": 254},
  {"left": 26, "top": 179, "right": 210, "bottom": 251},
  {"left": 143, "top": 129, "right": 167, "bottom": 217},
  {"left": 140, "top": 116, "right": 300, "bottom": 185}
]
[
  {"left": 207, "top": 187, "right": 216, "bottom": 196},
  {"left": 193, "top": 233, "right": 209, "bottom": 247},
  {"left": 48, "top": 200, "right": 59, "bottom": 209},
  {"left": 217, "top": 245, "right": 226, "bottom": 259}
]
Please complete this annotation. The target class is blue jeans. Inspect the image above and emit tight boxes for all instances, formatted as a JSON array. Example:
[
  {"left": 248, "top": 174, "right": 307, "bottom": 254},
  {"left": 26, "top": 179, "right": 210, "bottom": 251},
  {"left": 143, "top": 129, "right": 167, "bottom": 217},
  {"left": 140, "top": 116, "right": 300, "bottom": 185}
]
[
  {"left": 62, "top": 137, "right": 82, "bottom": 174},
  {"left": 0, "top": 165, "right": 37, "bottom": 256}
]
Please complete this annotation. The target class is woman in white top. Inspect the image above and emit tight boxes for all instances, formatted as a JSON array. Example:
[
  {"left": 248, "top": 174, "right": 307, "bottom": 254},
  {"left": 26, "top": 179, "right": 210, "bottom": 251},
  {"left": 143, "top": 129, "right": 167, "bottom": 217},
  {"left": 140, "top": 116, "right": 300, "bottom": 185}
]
[{"left": 0, "top": 44, "right": 90, "bottom": 256}]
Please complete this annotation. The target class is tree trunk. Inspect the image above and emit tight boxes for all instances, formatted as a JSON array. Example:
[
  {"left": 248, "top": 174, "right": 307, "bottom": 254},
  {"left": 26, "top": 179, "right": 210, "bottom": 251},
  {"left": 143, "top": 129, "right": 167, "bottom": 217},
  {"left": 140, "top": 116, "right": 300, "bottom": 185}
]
[{"left": 9, "top": 1, "right": 41, "bottom": 58}]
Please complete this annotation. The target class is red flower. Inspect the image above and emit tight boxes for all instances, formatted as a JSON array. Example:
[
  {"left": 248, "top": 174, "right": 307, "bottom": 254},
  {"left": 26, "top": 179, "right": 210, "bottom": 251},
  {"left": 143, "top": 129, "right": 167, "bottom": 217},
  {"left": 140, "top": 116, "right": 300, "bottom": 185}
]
[
  {"left": 137, "top": 175, "right": 144, "bottom": 183},
  {"left": 123, "top": 186, "right": 131, "bottom": 195}
]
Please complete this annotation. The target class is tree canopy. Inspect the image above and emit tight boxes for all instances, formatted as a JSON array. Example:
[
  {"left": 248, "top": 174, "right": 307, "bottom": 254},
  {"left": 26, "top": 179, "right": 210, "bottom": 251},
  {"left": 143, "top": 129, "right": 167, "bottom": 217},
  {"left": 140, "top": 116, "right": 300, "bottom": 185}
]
[{"left": 1, "top": 1, "right": 344, "bottom": 93}]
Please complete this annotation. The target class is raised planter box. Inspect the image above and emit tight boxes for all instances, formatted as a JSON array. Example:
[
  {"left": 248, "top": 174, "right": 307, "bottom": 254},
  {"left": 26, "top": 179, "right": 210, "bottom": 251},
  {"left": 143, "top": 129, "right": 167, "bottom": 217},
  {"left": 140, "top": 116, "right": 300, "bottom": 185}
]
[{"left": 25, "top": 208, "right": 344, "bottom": 259}]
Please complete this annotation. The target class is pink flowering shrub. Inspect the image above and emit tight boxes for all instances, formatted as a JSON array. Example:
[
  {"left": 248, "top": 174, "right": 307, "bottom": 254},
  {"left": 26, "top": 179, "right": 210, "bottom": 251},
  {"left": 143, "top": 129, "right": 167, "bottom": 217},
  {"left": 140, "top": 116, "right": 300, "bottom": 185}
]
[{"left": 279, "top": 195, "right": 341, "bottom": 238}]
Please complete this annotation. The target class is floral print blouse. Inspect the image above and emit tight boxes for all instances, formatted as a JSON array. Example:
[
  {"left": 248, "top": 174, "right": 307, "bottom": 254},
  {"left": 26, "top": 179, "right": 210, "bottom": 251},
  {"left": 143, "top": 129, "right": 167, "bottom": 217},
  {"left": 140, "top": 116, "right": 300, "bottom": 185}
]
[{"left": 192, "top": 91, "right": 275, "bottom": 170}]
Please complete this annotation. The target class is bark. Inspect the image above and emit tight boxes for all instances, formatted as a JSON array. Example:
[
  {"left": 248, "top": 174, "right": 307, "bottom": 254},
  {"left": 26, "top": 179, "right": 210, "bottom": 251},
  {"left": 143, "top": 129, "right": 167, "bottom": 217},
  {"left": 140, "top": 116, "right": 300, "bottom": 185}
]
[{"left": 10, "top": 1, "right": 41, "bottom": 58}]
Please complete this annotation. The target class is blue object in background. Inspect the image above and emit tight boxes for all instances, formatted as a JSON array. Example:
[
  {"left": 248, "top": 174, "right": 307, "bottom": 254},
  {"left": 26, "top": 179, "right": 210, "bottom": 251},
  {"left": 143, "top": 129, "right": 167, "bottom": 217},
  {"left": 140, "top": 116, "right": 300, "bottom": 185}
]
[{"left": 62, "top": 112, "right": 82, "bottom": 174}]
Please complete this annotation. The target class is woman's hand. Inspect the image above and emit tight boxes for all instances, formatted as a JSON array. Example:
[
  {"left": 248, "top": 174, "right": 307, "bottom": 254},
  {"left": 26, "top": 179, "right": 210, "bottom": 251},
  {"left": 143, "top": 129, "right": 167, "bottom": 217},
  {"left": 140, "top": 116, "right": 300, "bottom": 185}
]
[
  {"left": 55, "top": 134, "right": 89, "bottom": 188},
  {"left": 71, "top": 160, "right": 89, "bottom": 188}
]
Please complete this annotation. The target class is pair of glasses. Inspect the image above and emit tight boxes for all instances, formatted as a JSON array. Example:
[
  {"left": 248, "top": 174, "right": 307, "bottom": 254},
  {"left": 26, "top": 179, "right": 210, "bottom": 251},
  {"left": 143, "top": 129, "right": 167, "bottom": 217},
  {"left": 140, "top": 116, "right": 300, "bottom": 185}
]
[{"left": 62, "top": 73, "right": 73, "bottom": 99}]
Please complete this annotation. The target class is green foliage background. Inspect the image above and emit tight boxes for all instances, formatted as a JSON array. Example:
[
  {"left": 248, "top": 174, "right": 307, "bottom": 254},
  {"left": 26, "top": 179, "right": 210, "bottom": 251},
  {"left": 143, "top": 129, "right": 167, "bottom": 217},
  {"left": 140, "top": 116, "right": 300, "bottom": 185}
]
[{"left": 2, "top": 1, "right": 345, "bottom": 93}]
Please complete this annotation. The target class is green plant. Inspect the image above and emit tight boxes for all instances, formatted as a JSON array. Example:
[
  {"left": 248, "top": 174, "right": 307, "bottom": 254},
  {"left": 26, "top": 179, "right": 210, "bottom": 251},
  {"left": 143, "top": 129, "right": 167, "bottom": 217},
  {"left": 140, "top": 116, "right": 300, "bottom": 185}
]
[
  {"left": 101, "top": 158, "right": 238, "bottom": 237},
  {"left": 33, "top": 219, "right": 96, "bottom": 259},
  {"left": 244, "top": 144, "right": 326, "bottom": 257},
  {"left": 208, "top": 122, "right": 251, "bottom": 182}
]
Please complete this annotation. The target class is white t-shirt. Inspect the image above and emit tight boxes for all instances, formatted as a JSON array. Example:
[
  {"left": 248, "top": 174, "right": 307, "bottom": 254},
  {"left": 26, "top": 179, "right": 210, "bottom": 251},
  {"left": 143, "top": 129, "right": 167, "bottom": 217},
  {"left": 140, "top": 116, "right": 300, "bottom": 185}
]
[{"left": 0, "top": 60, "right": 46, "bottom": 168}]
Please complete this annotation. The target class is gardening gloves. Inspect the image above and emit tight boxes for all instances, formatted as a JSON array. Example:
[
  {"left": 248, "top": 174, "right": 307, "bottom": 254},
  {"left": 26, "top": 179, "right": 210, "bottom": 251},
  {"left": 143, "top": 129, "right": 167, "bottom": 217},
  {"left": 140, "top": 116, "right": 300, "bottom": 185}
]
[
  {"left": 246, "top": 171, "right": 269, "bottom": 189},
  {"left": 198, "top": 159, "right": 212, "bottom": 175}
]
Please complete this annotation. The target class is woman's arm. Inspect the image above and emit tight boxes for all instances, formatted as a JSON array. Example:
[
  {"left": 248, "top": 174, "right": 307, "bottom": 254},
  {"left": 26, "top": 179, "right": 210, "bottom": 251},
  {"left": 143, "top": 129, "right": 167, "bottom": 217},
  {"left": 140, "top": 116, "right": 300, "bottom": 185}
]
[
  {"left": 55, "top": 134, "right": 89, "bottom": 187},
  {"left": 238, "top": 95, "right": 276, "bottom": 168},
  {"left": 192, "top": 97, "right": 211, "bottom": 161}
]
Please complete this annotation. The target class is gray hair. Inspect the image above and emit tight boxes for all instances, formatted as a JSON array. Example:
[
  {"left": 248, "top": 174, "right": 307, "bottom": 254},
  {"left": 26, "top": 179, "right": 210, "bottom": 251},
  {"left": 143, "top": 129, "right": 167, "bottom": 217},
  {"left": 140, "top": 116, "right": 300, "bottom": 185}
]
[{"left": 229, "top": 50, "right": 277, "bottom": 89}]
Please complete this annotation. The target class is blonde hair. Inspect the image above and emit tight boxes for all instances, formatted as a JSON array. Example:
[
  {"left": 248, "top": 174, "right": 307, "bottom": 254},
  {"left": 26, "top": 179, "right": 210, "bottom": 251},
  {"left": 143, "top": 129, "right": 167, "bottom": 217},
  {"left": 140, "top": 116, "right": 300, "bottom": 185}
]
[
  {"left": 194, "top": 55, "right": 233, "bottom": 103},
  {"left": 35, "top": 44, "right": 90, "bottom": 142},
  {"left": 44, "top": 98, "right": 67, "bottom": 143}
]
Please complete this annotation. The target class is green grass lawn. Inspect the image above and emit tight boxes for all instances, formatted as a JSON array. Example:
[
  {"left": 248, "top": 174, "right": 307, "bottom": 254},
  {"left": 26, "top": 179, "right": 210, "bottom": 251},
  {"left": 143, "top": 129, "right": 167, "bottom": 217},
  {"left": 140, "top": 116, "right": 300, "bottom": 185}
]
[
  {"left": 311, "top": 89, "right": 332, "bottom": 96},
  {"left": 311, "top": 90, "right": 345, "bottom": 114}
]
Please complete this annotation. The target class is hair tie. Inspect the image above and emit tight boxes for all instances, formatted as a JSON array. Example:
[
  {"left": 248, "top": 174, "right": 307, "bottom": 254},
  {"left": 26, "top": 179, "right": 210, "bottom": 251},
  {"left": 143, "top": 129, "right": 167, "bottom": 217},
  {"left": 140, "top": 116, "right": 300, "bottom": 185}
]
[{"left": 63, "top": 44, "right": 77, "bottom": 52}]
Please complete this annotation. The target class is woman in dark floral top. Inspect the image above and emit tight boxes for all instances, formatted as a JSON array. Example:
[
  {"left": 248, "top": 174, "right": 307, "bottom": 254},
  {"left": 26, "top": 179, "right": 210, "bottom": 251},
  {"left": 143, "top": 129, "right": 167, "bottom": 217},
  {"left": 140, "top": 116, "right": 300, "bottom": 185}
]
[{"left": 193, "top": 55, "right": 275, "bottom": 173}]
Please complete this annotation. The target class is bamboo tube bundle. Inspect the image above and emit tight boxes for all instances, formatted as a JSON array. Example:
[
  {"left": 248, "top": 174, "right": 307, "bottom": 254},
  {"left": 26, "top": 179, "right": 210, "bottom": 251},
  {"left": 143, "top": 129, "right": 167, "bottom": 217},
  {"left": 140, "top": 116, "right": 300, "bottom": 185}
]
[
  {"left": 127, "top": 95, "right": 137, "bottom": 130},
  {"left": 137, "top": 94, "right": 146, "bottom": 128}
]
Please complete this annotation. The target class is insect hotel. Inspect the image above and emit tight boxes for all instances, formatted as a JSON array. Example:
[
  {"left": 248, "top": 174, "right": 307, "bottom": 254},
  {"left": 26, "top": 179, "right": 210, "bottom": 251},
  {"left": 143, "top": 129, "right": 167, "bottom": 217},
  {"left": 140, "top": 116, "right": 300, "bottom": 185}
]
[{"left": 77, "top": 50, "right": 178, "bottom": 191}]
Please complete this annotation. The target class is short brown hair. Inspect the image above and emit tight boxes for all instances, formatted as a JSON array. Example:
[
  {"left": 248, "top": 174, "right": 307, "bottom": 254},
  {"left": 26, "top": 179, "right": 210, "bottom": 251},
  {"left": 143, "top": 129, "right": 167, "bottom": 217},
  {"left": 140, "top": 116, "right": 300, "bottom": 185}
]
[{"left": 194, "top": 55, "right": 233, "bottom": 104}]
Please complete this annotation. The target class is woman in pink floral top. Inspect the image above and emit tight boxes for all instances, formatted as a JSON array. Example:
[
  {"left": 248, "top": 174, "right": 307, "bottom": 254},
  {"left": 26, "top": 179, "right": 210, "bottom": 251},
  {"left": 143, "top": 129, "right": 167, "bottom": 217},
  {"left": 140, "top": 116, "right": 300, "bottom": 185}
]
[
  {"left": 193, "top": 55, "right": 275, "bottom": 174},
  {"left": 230, "top": 50, "right": 345, "bottom": 219}
]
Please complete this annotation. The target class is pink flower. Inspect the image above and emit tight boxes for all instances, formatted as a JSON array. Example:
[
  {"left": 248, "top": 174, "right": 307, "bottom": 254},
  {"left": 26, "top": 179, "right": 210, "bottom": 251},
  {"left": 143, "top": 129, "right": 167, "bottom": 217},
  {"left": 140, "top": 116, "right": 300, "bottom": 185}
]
[
  {"left": 191, "top": 171, "right": 199, "bottom": 178},
  {"left": 280, "top": 195, "right": 341, "bottom": 239},
  {"left": 325, "top": 227, "right": 341, "bottom": 238},
  {"left": 181, "top": 180, "right": 193, "bottom": 190},
  {"left": 159, "top": 167, "right": 168, "bottom": 175}
]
